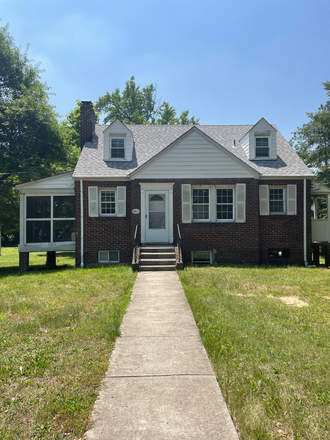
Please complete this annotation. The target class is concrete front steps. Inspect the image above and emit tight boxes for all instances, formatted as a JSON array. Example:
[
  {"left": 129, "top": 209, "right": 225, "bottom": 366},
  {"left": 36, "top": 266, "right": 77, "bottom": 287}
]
[{"left": 139, "top": 246, "right": 176, "bottom": 271}]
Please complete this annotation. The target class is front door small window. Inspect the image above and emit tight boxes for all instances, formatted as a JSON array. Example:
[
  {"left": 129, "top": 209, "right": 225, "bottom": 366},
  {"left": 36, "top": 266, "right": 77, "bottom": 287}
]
[{"left": 149, "top": 194, "right": 165, "bottom": 229}]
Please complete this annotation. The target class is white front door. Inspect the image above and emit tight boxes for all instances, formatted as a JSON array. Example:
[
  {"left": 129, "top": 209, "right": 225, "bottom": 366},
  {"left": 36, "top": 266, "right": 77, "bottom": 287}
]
[{"left": 145, "top": 190, "right": 169, "bottom": 243}]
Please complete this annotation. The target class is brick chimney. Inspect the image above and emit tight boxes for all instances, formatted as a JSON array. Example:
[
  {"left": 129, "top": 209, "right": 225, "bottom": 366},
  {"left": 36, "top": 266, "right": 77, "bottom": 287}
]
[{"left": 80, "top": 101, "right": 95, "bottom": 149}]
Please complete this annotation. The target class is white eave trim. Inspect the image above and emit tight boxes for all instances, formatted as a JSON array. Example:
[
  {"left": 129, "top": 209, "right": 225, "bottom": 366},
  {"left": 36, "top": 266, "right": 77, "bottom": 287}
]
[
  {"left": 259, "top": 175, "right": 313, "bottom": 180},
  {"left": 72, "top": 176, "right": 130, "bottom": 181}
]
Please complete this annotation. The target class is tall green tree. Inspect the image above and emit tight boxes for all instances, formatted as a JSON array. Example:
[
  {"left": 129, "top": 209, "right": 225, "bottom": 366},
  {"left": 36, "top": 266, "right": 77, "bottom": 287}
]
[
  {"left": 0, "top": 24, "right": 76, "bottom": 237},
  {"left": 291, "top": 81, "right": 330, "bottom": 183},
  {"left": 96, "top": 76, "right": 199, "bottom": 125}
]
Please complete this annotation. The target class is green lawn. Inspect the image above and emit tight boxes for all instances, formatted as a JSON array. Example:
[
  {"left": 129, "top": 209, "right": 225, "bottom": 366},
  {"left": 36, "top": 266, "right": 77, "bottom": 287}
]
[
  {"left": 179, "top": 265, "right": 330, "bottom": 440},
  {"left": 0, "top": 248, "right": 137, "bottom": 440}
]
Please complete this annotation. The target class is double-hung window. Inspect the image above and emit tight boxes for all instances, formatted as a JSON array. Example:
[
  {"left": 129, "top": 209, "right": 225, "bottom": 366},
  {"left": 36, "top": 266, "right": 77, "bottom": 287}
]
[
  {"left": 182, "top": 184, "right": 246, "bottom": 223},
  {"left": 216, "top": 188, "right": 234, "bottom": 220},
  {"left": 100, "top": 189, "right": 116, "bottom": 216},
  {"left": 111, "top": 138, "right": 125, "bottom": 158},
  {"left": 259, "top": 184, "right": 297, "bottom": 216},
  {"left": 88, "top": 186, "right": 126, "bottom": 218},
  {"left": 269, "top": 188, "right": 285, "bottom": 214},
  {"left": 192, "top": 188, "right": 210, "bottom": 221},
  {"left": 256, "top": 137, "right": 269, "bottom": 158}
]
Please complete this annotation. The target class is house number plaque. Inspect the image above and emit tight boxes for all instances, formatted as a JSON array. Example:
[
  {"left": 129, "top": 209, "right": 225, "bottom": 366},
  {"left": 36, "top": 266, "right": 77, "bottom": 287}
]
[{"left": 132, "top": 209, "right": 140, "bottom": 214}]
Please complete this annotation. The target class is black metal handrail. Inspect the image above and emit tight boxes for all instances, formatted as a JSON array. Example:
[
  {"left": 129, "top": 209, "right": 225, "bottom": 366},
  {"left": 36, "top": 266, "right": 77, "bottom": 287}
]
[
  {"left": 174, "top": 224, "right": 182, "bottom": 264},
  {"left": 132, "top": 224, "right": 140, "bottom": 268},
  {"left": 134, "top": 224, "right": 140, "bottom": 248}
]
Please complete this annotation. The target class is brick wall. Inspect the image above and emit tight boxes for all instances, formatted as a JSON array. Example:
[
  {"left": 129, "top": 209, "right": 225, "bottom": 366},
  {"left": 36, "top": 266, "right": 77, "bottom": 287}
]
[
  {"left": 75, "top": 178, "right": 312, "bottom": 266},
  {"left": 259, "top": 179, "right": 311, "bottom": 264},
  {"left": 75, "top": 180, "right": 131, "bottom": 267}
]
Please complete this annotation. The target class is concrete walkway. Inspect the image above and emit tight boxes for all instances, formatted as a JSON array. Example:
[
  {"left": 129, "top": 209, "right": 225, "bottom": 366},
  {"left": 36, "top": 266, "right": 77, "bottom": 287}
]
[{"left": 84, "top": 271, "right": 239, "bottom": 440}]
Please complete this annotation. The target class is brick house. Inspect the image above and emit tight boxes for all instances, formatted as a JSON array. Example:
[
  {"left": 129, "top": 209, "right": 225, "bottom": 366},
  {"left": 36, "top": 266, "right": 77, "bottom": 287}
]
[{"left": 17, "top": 101, "right": 330, "bottom": 271}]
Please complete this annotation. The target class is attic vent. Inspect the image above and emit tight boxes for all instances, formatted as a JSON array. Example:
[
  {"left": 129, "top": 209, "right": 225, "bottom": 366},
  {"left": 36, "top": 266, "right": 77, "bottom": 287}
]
[{"left": 254, "top": 131, "right": 271, "bottom": 137}]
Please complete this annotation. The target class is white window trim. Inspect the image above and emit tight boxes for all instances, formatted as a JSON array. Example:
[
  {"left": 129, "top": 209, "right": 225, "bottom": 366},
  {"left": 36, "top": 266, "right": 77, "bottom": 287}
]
[
  {"left": 255, "top": 136, "right": 270, "bottom": 159},
  {"left": 99, "top": 188, "right": 116, "bottom": 217},
  {"left": 192, "top": 186, "right": 236, "bottom": 223},
  {"left": 192, "top": 187, "right": 211, "bottom": 222},
  {"left": 110, "top": 135, "right": 126, "bottom": 161},
  {"left": 98, "top": 250, "right": 120, "bottom": 263},
  {"left": 215, "top": 186, "right": 235, "bottom": 223},
  {"left": 269, "top": 186, "right": 286, "bottom": 215}
]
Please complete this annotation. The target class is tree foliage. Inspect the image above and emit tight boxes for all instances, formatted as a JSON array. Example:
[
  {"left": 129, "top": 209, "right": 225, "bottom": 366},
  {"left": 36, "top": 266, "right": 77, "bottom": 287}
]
[
  {"left": 291, "top": 81, "right": 330, "bottom": 183},
  {"left": 0, "top": 24, "right": 77, "bottom": 236},
  {"left": 95, "top": 76, "right": 199, "bottom": 125}
]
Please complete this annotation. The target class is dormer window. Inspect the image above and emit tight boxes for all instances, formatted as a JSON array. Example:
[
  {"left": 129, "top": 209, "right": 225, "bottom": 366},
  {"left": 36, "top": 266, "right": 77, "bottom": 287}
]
[
  {"left": 103, "top": 120, "right": 133, "bottom": 162},
  {"left": 111, "top": 137, "right": 125, "bottom": 158},
  {"left": 256, "top": 137, "right": 269, "bottom": 158}
]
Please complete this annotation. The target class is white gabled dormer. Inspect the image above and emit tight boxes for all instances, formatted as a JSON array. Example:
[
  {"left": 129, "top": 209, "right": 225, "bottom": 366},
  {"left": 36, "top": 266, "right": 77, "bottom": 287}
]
[
  {"left": 103, "top": 119, "right": 134, "bottom": 161},
  {"left": 240, "top": 117, "right": 277, "bottom": 161}
]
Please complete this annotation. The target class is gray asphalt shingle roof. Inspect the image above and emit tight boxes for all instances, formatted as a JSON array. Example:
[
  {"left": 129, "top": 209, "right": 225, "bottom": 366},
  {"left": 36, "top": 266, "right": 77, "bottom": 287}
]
[{"left": 72, "top": 124, "right": 313, "bottom": 179}]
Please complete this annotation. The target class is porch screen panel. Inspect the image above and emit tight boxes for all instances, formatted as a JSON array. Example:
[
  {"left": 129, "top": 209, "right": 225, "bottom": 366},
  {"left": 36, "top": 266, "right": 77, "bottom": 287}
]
[
  {"left": 27, "top": 221, "right": 51, "bottom": 243},
  {"left": 54, "top": 220, "right": 75, "bottom": 242},
  {"left": 54, "top": 196, "right": 75, "bottom": 218},
  {"left": 27, "top": 196, "right": 50, "bottom": 218}
]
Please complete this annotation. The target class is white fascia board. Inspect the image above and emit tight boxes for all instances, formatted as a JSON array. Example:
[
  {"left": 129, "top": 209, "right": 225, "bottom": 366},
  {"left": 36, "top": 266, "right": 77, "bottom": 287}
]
[
  {"left": 18, "top": 189, "right": 75, "bottom": 195},
  {"left": 259, "top": 175, "right": 313, "bottom": 180},
  {"left": 130, "top": 126, "right": 260, "bottom": 179},
  {"left": 72, "top": 176, "right": 130, "bottom": 181}
]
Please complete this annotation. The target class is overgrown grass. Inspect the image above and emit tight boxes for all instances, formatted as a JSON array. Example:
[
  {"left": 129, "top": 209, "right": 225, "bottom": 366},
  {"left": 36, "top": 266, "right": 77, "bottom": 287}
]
[
  {"left": 0, "top": 248, "right": 136, "bottom": 439},
  {"left": 179, "top": 265, "right": 330, "bottom": 440}
]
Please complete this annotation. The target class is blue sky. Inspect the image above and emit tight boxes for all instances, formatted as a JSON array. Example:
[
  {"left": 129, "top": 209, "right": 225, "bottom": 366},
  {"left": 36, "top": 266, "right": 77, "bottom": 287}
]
[{"left": 1, "top": 0, "right": 329, "bottom": 140}]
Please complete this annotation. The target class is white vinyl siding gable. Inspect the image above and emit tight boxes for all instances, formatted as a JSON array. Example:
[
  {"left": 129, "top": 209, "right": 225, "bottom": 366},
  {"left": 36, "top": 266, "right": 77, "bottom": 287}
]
[
  {"left": 16, "top": 172, "right": 74, "bottom": 195},
  {"left": 134, "top": 131, "right": 256, "bottom": 179}
]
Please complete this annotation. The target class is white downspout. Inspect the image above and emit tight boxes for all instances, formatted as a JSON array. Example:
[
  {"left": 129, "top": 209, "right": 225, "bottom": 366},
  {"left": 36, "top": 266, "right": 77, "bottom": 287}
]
[
  {"left": 304, "top": 179, "right": 316, "bottom": 267},
  {"left": 80, "top": 179, "right": 84, "bottom": 268},
  {"left": 304, "top": 179, "right": 307, "bottom": 265}
]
